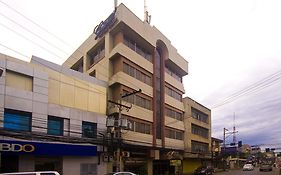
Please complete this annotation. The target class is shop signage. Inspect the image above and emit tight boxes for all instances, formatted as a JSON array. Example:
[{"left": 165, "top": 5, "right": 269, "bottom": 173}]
[
  {"left": 0, "top": 143, "right": 35, "bottom": 153},
  {"left": 0, "top": 140, "right": 97, "bottom": 156},
  {"left": 94, "top": 10, "right": 117, "bottom": 40}
]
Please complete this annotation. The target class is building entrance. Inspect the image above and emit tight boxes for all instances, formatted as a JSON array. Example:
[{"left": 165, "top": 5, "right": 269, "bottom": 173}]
[
  {"left": 153, "top": 160, "right": 174, "bottom": 175},
  {"left": 35, "top": 156, "right": 62, "bottom": 174},
  {"left": 1, "top": 154, "right": 19, "bottom": 173}
]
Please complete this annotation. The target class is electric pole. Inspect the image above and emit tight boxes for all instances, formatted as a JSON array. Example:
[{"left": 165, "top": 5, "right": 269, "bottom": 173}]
[{"left": 107, "top": 89, "right": 141, "bottom": 172}]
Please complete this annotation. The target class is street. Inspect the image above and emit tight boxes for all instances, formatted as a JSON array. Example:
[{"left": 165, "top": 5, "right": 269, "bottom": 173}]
[{"left": 215, "top": 167, "right": 280, "bottom": 175}]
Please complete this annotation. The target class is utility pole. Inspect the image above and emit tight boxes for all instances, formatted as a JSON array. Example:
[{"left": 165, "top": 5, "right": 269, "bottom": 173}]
[
  {"left": 223, "top": 128, "right": 228, "bottom": 171},
  {"left": 223, "top": 126, "right": 238, "bottom": 171},
  {"left": 108, "top": 89, "right": 141, "bottom": 172}
]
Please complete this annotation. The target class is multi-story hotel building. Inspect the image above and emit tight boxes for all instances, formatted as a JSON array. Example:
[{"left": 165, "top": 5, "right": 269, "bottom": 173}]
[
  {"left": 0, "top": 3, "right": 214, "bottom": 175},
  {"left": 182, "top": 97, "right": 212, "bottom": 174},
  {"left": 0, "top": 54, "right": 108, "bottom": 175},
  {"left": 63, "top": 3, "right": 188, "bottom": 175}
]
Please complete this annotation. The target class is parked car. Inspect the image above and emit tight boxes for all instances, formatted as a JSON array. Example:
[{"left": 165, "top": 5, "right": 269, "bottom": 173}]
[
  {"left": 194, "top": 166, "right": 214, "bottom": 175},
  {"left": 0, "top": 171, "right": 60, "bottom": 175},
  {"left": 259, "top": 164, "right": 272, "bottom": 171},
  {"left": 243, "top": 163, "right": 254, "bottom": 171},
  {"left": 105, "top": 172, "right": 136, "bottom": 175}
]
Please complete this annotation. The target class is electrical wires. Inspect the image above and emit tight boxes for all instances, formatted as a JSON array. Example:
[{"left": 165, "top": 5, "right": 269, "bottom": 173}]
[{"left": 210, "top": 69, "right": 281, "bottom": 109}]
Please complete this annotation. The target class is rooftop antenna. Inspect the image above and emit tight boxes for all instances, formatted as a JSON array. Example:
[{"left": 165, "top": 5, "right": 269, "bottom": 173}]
[
  {"left": 233, "top": 112, "right": 237, "bottom": 144},
  {"left": 114, "top": 0, "right": 118, "bottom": 10},
  {"left": 144, "top": 0, "right": 151, "bottom": 24}
]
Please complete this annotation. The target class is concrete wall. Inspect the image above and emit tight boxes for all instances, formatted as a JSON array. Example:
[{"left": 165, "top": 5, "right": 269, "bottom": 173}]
[
  {"left": 63, "top": 156, "right": 105, "bottom": 175},
  {"left": 0, "top": 53, "right": 107, "bottom": 135},
  {"left": 183, "top": 97, "right": 211, "bottom": 154}
]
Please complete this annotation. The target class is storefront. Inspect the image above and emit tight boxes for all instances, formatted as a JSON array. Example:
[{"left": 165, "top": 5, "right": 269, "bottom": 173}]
[{"left": 0, "top": 139, "right": 102, "bottom": 175}]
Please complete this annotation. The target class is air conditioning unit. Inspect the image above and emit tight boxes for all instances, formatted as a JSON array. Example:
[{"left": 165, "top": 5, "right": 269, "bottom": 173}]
[
  {"left": 103, "top": 155, "right": 109, "bottom": 162},
  {"left": 118, "top": 118, "right": 128, "bottom": 128},
  {"left": 127, "top": 121, "right": 133, "bottom": 130},
  {"left": 106, "top": 117, "right": 115, "bottom": 127}
]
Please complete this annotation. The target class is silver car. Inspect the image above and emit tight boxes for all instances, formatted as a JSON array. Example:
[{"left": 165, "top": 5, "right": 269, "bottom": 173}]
[
  {"left": 243, "top": 164, "right": 254, "bottom": 171},
  {"left": 105, "top": 172, "right": 136, "bottom": 175}
]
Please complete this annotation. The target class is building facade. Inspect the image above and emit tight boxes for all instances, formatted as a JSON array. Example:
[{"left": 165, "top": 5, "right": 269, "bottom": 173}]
[
  {"left": 63, "top": 3, "right": 188, "bottom": 175},
  {"left": 182, "top": 97, "right": 212, "bottom": 174},
  {"left": 0, "top": 54, "right": 108, "bottom": 175}
]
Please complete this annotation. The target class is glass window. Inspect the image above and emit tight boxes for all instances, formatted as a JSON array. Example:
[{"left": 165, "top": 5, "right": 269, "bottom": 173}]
[
  {"left": 192, "top": 124, "right": 209, "bottom": 138},
  {"left": 165, "top": 128, "right": 183, "bottom": 140},
  {"left": 4, "top": 108, "right": 31, "bottom": 132},
  {"left": 191, "top": 140, "right": 209, "bottom": 153},
  {"left": 82, "top": 121, "right": 97, "bottom": 138},
  {"left": 48, "top": 116, "right": 64, "bottom": 136},
  {"left": 191, "top": 108, "right": 208, "bottom": 123},
  {"left": 71, "top": 57, "right": 83, "bottom": 73}
]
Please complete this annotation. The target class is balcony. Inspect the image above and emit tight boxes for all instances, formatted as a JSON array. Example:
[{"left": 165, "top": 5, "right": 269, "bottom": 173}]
[
  {"left": 165, "top": 138, "right": 184, "bottom": 150},
  {"left": 165, "top": 94, "right": 184, "bottom": 111},
  {"left": 165, "top": 116, "right": 184, "bottom": 130},
  {"left": 109, "top": 43, "right": 153, "bottom": 74},
  {"left": 109, "top": 71, "right": 153, "bottom": 97},
  {"left": 165, "top": 72, "right": 185, "bottom": 93}
]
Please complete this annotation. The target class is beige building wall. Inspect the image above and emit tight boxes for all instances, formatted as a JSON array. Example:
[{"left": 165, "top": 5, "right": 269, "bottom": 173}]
[
  {"left": 183, "top": 97, "right": 211, "bottom": 154},
  {"left": 0, "top": 53, "right": 108, "bottom": 175},
  {"left": 62, "top": 2, "right": 188, "bottom": 156},
  {"left": 61, "top": 3, "right": 188, "bottom": 151}
]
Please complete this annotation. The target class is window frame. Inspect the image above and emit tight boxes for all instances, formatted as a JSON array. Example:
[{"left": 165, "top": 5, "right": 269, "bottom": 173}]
[
  {"left": 82, "top": 121, "right": 97, "bottom": 138},
  {"left": 4, "top": 108, "right": 32, "bottom": 132},
  {"left": 47, "top": 116, "right": 64, "bottom": 136}
]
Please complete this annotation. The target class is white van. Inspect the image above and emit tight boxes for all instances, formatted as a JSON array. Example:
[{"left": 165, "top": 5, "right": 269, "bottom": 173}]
[{"left": 0, "top": 171, "right": 60, "bottom": 175}]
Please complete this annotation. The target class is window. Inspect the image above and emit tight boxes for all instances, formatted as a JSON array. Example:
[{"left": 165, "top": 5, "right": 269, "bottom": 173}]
[
  {"left": 165, "top": 128, "right": 183, "bottom": 140},
  {"left": 71, "top": 57, "right": 83, "bottom": 73},
  {"left": 6, "top": 70, "right": 33, "bottom": 91},
  {"left": 88, "top": 44, "right": 105, "bottom": 68},
  {"left": 165, "top": 107, "right": 183, "bottom": 121},
  {"left": 191, "top": 108, "right": 208, "bottom": 123},
  {"left": 89, "top": 70, "right": 96, "bottom": 77},
  {"left": 123, "top": 62, "right": 152, "bottom": 86},
  {"left": 47, "top": 116, "right": 64, "bottom": 136},
  {"left": 4, "top": 108, "right": 31, "bottom": 132},
  {"left": 165, "top": 67, "right": 182, "bottom": 82},
  {"left": 128, "top": 119, "right": 151, "bottom": 134},
  {"left": 123, "top": 36, "right": 152, "bottom": 62},
  {"left": 80, "top": 163, "right": 97, "bottom": 175},
  {"left": 191, "top": 140, "right": 209, "bottom": 153},
  {"left": 82, "top": 121, "right": 97, "bottom": 138},
  {"left": 165, "top": 86, "right": 182, "bottom": 101},
  {"left": 191, "top": 124, "right": 209, "bottom": 138},
  {"left": 122, "top": 90, "right": 152, "bottom": 110}
]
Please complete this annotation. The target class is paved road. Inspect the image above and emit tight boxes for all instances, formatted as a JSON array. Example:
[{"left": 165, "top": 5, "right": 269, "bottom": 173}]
[{"left": 215, "top": 167, "right": 280, "bottom": 175}]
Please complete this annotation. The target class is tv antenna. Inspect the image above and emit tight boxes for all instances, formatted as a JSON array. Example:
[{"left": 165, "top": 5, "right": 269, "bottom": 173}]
[
  {"left": 114, "top": 0, "right": 118, "bottom": 10},
  {"left": 233, "top": 112, "right": 237, "bottom": 144},
  {"left": 144, "top": 0, "right": 151, "bottom": 24}
]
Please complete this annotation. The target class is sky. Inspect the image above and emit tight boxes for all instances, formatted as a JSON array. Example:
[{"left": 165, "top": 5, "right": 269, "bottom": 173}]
[{"left": 1, "top": 0, "right": 281, "bottom": 148}]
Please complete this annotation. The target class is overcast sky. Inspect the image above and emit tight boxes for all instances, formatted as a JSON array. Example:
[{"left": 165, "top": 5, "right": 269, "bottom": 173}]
[{"left": 1, "top": 0, "right": 281, "bottom": 148}]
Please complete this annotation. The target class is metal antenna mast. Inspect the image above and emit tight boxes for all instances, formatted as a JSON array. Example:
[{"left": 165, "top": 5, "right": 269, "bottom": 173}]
[
  {"left": 114, "top": 0, "right": 118, "bottom": 10},
  {"left": 144, "top": 0, "right": 151, "bottom": 24},
  {"left": 233, "top": 112, "right": 237, "bottom": 144}
]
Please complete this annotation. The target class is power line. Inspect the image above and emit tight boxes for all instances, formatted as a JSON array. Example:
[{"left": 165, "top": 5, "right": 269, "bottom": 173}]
[
  {"left": 0, "top": 22, "right": 62, "bottom": 59},
  {"left": 0, "top": 1, "right": 185, "bottom": 130},
  {"left": 211, "top": 70, "right": 281, "bottom": 109},
  {"left": 0, "top": 43, "right": 29, "bottom": 59},
  {"left": 0, "top": 12, "right": 69, "bottom": 55},
  {"left": 0, "top": 0, "right": 74, "bottom": 49}
]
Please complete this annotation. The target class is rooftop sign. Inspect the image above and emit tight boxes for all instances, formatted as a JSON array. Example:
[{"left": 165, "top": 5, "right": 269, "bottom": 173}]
[{"left": 94, "top": 10, "right": 117, "bottom": 40}]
